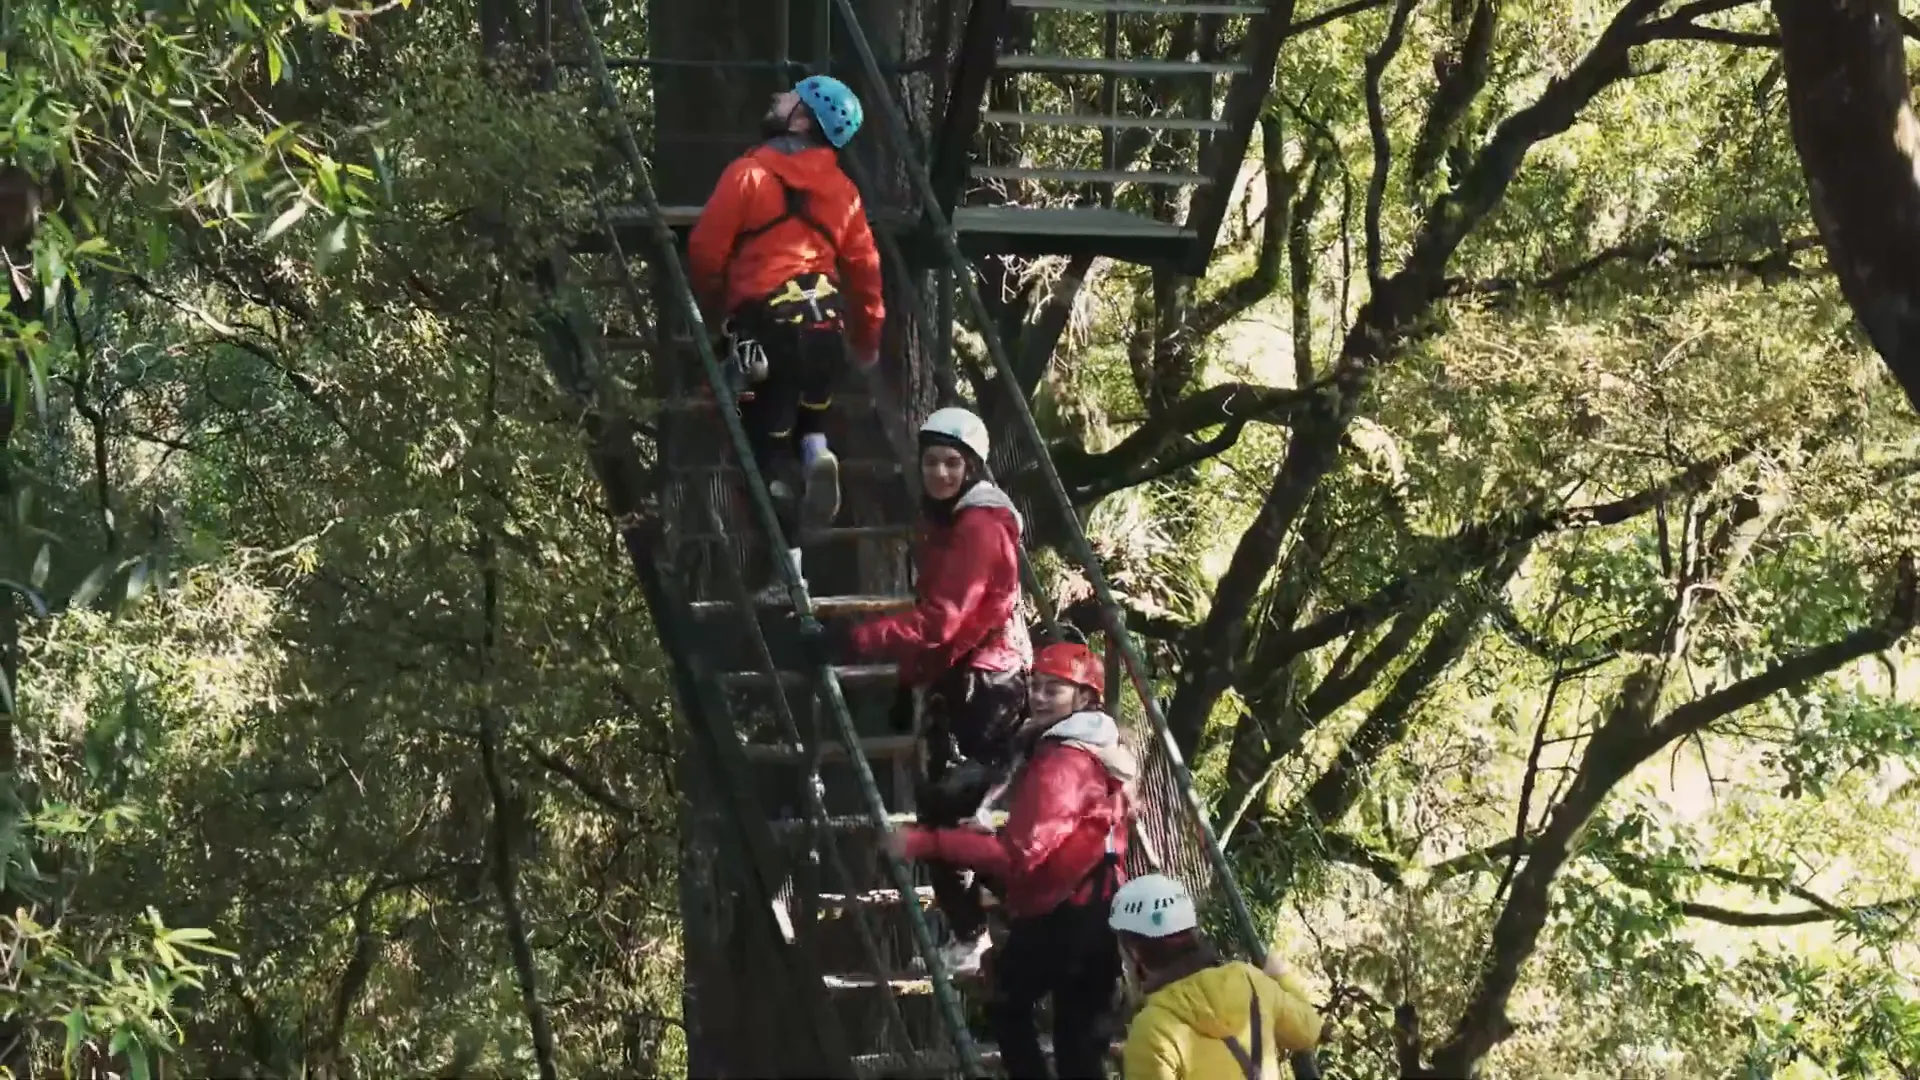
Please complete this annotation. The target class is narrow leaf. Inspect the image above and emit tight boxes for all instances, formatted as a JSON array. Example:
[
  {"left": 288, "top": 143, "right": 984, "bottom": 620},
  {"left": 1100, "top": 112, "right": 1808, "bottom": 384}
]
[
  {"left": 0, "top": 580, "right": 49, "bottom": 619},
  {"left": 262, "top": 201, "right": 308, "bottom": 242},
  {"left": 125, "top": 557, "right": 149, "bottom": 605},
  {"left": 69, "top": 561, "right": 112, "bottom": 610},
  {"left": 61, "top": 1008, "right": 85, "bottom": 1072}
]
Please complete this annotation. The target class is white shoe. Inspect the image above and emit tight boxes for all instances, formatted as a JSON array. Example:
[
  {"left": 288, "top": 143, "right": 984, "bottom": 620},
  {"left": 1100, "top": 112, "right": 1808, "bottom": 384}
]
[
  {"left": 801, "top": 448, "right": 841, "bottom": 534},
  {"left": 934, "top": 933, "right": 990, "bottom": 977},
  {"left": 756, "top": 548, "right": 803, "bottom": 606}
]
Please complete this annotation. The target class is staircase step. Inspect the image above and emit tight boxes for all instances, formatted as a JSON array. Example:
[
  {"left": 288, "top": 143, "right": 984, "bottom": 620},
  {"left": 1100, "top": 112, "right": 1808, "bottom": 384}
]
[
  {"left": 770, "top": 812, "right": 916, "bottom": 835},
  {"left": 852, "top": 1037, "right": 1124, "bottom": 1079},
  {"left": 645, "top": 393, "right": 878, "bottom": 412},
  {"left": 671, "top": 460, "right": 902, "bottom": 478},
  {"left": 687, "top": 594, "right": 913, "bottom": 618},
  {"left": 995, "top": 54, "right": 1249, "bottom": 76},
  {"left": 768, "top": 810, "right": 1005, "bottom": 835},
  {"left": 816, "top": 885, "right": 936, "bottom": 914},
  {"left": 686, "top": 522, "right": 913, "bottom": 546},
  {"left": 974, "top": 165, "right": 1211, "bottom": 187},
  {"left": 743, "top": 733, "right": 919, "bottom": 762},
  {"left": 723, "top": 664, "right": 901, "bottom": 689},
  {"left": 822, "top": 972, "right": 934, "bottom": 995},
  {"left": 982, "top": 110, "right": 1230, "bottom": 132},
  {"left": 1013, "top": 0, "right": 1264, "bottom": 10}
]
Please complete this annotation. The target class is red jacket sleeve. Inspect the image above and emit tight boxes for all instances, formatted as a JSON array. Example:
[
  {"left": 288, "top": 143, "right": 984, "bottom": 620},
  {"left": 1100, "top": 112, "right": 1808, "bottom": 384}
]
[
  {"left": 914, "top": 746, "right": 1099, "bottom": 881},
  {"left": 687, "top": 157, "right": 758, "bottom": 320},
  {"left": 846, "top": 508, "right": 1016, "bottom": 678},
  {"left": 835, "top": 184, "right": 885, "bottom": 358}
]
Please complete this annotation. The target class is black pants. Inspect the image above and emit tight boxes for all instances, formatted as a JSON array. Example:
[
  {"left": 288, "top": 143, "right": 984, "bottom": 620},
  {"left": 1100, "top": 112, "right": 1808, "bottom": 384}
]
[
  {"left": 732, "top": 291, "right": 844, "bottom": 513},
  {"left": 992, "top": 899, "right": 1122, "bottom": 1080},
  {"left": 913, "top": 666, "right": 1026, "bottom": 942}
]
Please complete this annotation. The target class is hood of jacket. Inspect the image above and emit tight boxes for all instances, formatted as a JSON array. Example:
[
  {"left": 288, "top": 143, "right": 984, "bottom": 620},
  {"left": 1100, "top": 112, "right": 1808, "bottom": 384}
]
[
  {"left": 1147, "top": 961, "right": 1267, "bottom": 1042},
  {"left": 1040, "top": 709, "right": 1137, "bottom": 784},
  {"left": 1130, "top": 959, "right": 1326, "bottom": 1069},
  {"left": 749, "top": 136, "right": 851, "bottom": 195},
  {"left": 953, "top": 480, "right": 1025, "bottom": 539}
]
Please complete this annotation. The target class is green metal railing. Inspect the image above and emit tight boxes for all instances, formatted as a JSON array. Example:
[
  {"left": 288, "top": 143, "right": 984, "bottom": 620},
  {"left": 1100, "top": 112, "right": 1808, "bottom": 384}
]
[
  {"left": 830, "top": 14, "right": 1323, "bottom": 1073},
  {"left": 557, "top": 0, "right": 987, "bottom": 1075},
  {"left": 825, "top": 0, "right": 1266, "bottom": 958}
]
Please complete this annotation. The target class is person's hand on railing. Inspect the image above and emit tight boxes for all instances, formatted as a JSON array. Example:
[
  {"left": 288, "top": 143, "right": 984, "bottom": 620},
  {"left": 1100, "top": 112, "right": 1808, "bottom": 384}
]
[{"left": 1261, "top": 951, "right": 1327, "bottom": 1079}]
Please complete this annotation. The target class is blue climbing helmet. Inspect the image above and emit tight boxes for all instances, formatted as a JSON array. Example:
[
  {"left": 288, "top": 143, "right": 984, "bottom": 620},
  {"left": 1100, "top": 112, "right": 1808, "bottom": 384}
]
[{"left": 794, "top": 75, "right": 863, "bottom": 149}]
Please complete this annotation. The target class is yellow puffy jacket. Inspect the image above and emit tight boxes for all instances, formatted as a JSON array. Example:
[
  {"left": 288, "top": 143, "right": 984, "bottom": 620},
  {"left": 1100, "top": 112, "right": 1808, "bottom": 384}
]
[{"left": 1121, "top": 959, "right": 1323, "bottom": 1080}]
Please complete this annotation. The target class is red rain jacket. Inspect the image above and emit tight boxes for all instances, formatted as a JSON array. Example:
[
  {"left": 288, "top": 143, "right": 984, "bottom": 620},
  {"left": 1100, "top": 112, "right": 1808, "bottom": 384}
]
[
  {"left": 902, "top": 710, "right": 1134, "bottom": 920},
  {"left": 847, "top": 483, "right": 1031, "bottom": 683}
]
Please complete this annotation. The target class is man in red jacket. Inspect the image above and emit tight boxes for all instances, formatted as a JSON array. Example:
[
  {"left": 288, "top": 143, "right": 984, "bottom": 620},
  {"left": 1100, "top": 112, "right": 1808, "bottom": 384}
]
[
  {"left": 888, "top": 641, "right": 1135, "bottom": 1079},
  {"left": 687, "top": 75, "right": 884, "bottom": 596}
]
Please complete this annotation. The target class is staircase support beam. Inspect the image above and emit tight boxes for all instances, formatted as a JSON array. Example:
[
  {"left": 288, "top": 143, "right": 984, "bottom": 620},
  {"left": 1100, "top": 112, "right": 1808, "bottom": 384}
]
[
  {"left": 1181, "top": 0, "right": 1300, "bottom": 276},
  {"left": 928, "top": 0, "right": 1013, "bottom": 214}
]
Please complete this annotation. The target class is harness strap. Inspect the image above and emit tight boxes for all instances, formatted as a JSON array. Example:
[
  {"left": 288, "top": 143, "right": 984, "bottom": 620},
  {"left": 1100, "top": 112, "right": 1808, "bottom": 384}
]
[
  {"left": 721, "top": 167, "right": 839, "bottom": 300},
  {"left": 1219, "top": 975, "right": 1266, "bottom": 1080}
]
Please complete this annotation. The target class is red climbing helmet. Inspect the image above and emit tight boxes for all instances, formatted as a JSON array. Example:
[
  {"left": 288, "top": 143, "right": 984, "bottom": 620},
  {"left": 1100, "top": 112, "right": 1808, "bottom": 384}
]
[{"left": 1032, "top": 642, "right": 1103, "bottom": 695}]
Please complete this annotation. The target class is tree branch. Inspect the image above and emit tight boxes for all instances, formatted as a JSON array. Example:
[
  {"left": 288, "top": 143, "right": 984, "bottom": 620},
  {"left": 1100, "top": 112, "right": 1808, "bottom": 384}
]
[
  {"left": 1648, "top": 557, "right": 1918, "bottom": 748},
  {"left": 1291, "top": 545, "right": 1529, "bottom": 835},
  {"left": 1052, "top": 381, "right": 1323, "bottom": 502},
  {"left": 1162, "top": 0, "right": 1675, "bottom": 757},
  {"left": 1288, "top": 0, "right": 1396, "bottom": 36},
  {"left": 1444, "top": 234, "right": 1822, "bottom": 300},
  {"left": 1364, "top": 0, "right": 1421, "bottom": 286},
  {"left": 1408, "top": 0, "right": 1499, "bottom": 193},
  {"left": 1267, "top": 441, "right": 1757, "bottom": 667},
  {"left": 1431, "top": 552, "right": 1920, "bottom": 1075}
]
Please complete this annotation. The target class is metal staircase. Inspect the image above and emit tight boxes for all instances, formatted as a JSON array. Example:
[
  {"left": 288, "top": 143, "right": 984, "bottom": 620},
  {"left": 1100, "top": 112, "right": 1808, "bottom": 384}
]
[
  {"left": 537, "top": 0, "right": 1324, "bottom": 1075},
  {"left": 594, "top": 0, "right": 1293, "bottom": 271},
  {"left": 930, "top": 0, "right": 1286, "bottom": 267}
]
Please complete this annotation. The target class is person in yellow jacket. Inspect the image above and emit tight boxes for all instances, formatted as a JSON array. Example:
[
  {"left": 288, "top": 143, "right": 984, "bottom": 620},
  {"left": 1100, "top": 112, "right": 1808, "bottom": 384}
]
[{"left": 1108, "top": 874, "right": 1323, "bottom": 1080}]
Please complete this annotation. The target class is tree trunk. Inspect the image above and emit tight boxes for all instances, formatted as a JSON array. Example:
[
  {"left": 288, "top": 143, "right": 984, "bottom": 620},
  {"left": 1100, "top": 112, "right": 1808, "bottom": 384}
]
[{"left": 1773, "top": 0, "right": 1920, "bottom": 412}]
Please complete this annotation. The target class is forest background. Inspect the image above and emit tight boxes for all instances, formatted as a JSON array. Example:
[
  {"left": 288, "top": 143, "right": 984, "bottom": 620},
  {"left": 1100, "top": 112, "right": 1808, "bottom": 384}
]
[{"left": 1, "top": 0, "right": 1918, "bottom": 1077}]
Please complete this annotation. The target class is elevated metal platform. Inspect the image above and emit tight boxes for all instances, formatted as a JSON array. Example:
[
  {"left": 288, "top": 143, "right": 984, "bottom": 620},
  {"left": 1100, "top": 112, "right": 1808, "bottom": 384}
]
[
  {"left": 590, "top": 200, "right": 1198, "bottom": 262},
  {"left": 589, "top": 0, "right": 1290, "bottom": 269},
  {"left": 927, "top": 0, "right": 1292, "bottom": 271}
]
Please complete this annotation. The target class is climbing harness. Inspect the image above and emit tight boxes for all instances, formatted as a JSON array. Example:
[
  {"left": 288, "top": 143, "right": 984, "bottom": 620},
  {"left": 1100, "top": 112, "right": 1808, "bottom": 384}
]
[
  {"left": 720, "top": 320, "right": 771, "bottom": 397},
  {"left": 1220, "top": 975, "right": 1269, "bottom": 1080},
  {"left": 719, "top": 172, "right": 846, "bottom": 403}
]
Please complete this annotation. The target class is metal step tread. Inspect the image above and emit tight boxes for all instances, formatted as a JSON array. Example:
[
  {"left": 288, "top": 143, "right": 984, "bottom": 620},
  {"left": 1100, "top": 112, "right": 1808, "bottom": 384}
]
[
  {"left": 995, "top": 54, "right": 1250, "bottom": 76},
  {"left": 954, "top": 205, "right": 1198, "bottom": 240},
  {"left": 823, "top": 972, "right": 934, "bottom": 994},
  {"left": 687, "top": 593, "right": 913, "bottom": 617},
  {"left": 1014, "top": 0, "right": 1265, "bottom": 10},
  {"left": 743, "top": 733, "right": 919, "bottom": 762},
  {"left": 644, "top": 393, "right": 878, "bottom": 412},
  {"left": 670, "top": 459, "right": 902, "bottom": 476},
  {"left": 982, "top": 110, "right": 1229, "bottom": 131},
  {"left": 816, "top": 885, "right": 936, "bottom": 913},
  {"left": 685, "top": 522, "right": 914, "bottom": 545},
  {"left": 974, "top": 165, "right": 1211, "bottom": 186},
  {"left": 852, "top": 1036, "right": 1125, "bottom": 1078},
  {"left": 723, "top": 663, "right": 901, "bottom": 689},
  {"left": 770, "top": 811, "right": 916, "bottom": 835},
  {"left": 769, "top": 810, "right": 1006, "bottom": 834}
]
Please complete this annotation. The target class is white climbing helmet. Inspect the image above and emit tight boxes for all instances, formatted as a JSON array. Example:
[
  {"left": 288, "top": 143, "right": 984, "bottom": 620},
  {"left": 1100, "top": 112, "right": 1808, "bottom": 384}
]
[
  {"left": 920, "top": 406, "right": 991, "bottom": 463},
  {"left": 1109, "top": 873, "right": 1197, "bottom": 938}
]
